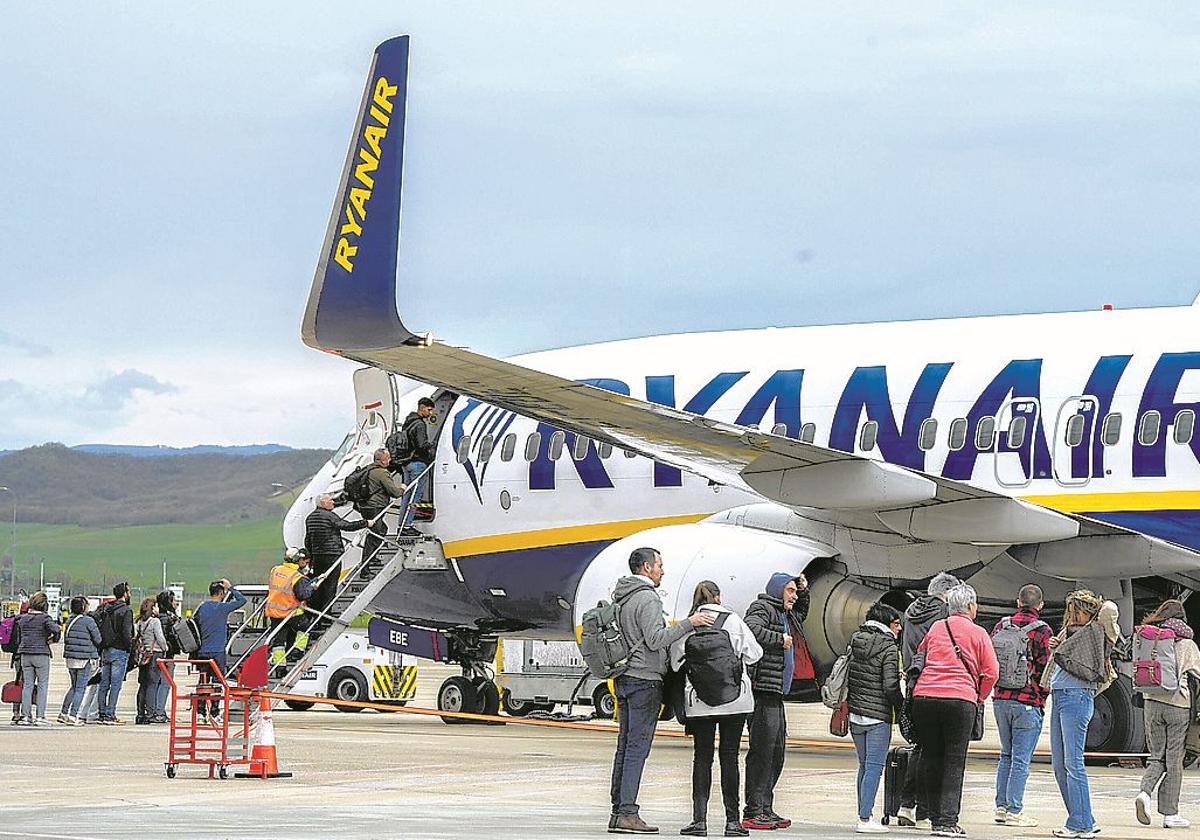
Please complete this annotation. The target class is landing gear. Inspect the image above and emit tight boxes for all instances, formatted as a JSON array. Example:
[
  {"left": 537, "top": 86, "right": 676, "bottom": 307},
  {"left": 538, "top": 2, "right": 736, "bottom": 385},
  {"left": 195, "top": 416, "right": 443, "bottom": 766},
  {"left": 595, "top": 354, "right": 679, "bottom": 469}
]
[
  {"left": 435, "top": 632, "right": 504, "bottom": 725},
  {"left": 1087, "top": 676, "right": 1145, "bottom": 758}
]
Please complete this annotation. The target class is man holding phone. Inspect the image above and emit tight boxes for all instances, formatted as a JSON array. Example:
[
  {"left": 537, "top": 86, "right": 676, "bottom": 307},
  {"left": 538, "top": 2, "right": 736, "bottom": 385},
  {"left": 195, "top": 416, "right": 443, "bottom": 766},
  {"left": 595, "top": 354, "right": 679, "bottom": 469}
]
[{"left": 193, "top": 578, "right": 246, "bottom": 723}]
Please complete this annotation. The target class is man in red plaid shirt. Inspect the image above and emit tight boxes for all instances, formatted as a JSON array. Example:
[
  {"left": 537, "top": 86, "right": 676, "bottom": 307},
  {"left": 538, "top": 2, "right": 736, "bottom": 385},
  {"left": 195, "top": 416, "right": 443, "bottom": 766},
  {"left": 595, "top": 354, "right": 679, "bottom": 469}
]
[{"left": 990, "top": 584, "right": 1053, "bottom": 828}]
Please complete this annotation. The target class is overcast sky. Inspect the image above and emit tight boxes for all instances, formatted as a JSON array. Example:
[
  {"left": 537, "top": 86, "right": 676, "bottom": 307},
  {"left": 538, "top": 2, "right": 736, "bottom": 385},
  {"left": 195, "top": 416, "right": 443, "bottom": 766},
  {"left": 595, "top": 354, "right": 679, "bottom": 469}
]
[{"left": 2, "top": 3, "right": 1199, "bottom": 450}]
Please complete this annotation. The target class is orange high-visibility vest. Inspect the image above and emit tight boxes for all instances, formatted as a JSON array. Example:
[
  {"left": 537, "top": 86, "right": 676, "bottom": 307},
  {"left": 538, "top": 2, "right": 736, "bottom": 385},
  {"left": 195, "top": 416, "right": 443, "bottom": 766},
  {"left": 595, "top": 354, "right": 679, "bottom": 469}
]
[{"left": 265, "top": 564, "right": 304, "bottom": 619}]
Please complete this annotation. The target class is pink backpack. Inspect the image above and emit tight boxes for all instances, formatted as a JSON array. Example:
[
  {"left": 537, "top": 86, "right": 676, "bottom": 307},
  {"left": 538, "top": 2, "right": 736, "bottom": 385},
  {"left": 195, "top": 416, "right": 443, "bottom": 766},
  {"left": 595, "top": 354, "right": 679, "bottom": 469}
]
[
  {"left": 1133, "top": 625, "right": 1179, "bottom": 696},
  {"left": 0, "top": 615, "right": 16, "bottom": 651}
]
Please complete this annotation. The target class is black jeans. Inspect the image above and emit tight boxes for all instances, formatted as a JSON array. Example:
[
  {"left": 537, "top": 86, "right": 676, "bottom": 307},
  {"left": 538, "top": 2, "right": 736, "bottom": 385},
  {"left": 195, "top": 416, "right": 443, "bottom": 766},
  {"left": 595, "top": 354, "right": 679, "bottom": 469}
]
[
  {"left": 196, "top": 652, "right": 228, "bottom": 717},
  {"left": 900, "top": 744, "right": 928, "bottom": 819},
  {"left": 310, "top": 552, "right": 341, "bottom": 615},
  {"left": 610, "top": 676, "right": 663, "bottom": 816},
  {"left": 744, "top": 692, "right": 787, "bottom": 817},
  {"left": 361, "top": 516, "right": 388, "bottom": 564},
  {"left": 689, "top": 714, "right": 746, "bottom": 823},
  {"left": 912, "top": 696, "right": 975, "bottom": 829}
]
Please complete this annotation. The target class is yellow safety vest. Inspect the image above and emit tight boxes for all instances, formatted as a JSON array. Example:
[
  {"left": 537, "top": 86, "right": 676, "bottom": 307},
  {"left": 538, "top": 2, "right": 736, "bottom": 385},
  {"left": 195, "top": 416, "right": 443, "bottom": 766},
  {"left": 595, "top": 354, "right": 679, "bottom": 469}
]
[{"left": 265, "top": 564, "right": 304, "bottom": 619}]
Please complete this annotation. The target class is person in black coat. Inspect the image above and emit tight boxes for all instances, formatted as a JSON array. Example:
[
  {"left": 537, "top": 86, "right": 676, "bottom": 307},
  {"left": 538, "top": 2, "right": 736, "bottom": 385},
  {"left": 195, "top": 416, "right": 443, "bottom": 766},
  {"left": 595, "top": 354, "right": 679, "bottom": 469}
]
[
  {"left": 305, "top": 493, "right": 369, "bottom": 614},
  {"left": 847, "top": 601, "right": 904, "bottom": 832}
]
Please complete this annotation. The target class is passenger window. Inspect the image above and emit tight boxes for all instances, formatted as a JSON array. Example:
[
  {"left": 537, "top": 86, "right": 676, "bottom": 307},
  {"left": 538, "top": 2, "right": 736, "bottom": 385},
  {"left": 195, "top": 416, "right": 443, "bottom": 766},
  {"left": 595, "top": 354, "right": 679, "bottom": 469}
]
[
  {"left": 771, "top": 423, "right": 788, "bottom": 437},
  {"left": 1139, "top": 411, "right": 1161, "bottom": 446},
  {"left": 859, "top": 420, "right": 878, "bottom": 452},
  {"left": 572, "top": 435, "right": 590, "bottom": 460},
  {"left": 548, "top": 430, "right": 565, "bottom": 460},
  {"left": 478, "top": 434, "right": 494, "bottom": 463},
  {"left": 1064, "top": 414, "right": 1086, "bottom": 447},
  {"left": 455, "top": 434, "right": 472, "bottom": 464},
  {"left": 523, "top": 432, "right": 542, "bottom": 462},
  {"left": 623, "top": 447, "right": 637, "bottom": 458},
  {"left": 1101, "top": 413, "right": 1122, "bottom": 446},
  {"left": 975, "top": 416, "right": 996, "bottom": 450},
  {"left": 799, "top": 423, "right": 816, "bottom": 444},
  {"left": 500, "top": 434, "right": 516, "bottom": 462},
  {"left": 948, "top": 418, "right": 967, "bottom": 451},
  {"left": 1007, "top": 416, "right": 1027, "bottom": 450},
  {"left": 598, "top": 441, "right": 613, "bottom": 459},
  {"left": 917, "top": 418, "right": 938, "bottom": 452},
  {"left": 1174, "top": 409, "right": 1195, "bottom": 445}
]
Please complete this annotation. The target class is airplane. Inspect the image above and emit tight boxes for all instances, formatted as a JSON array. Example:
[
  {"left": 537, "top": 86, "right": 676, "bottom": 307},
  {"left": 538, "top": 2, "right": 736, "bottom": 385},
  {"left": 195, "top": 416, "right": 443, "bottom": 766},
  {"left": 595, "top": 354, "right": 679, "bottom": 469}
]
[{"left": 285, "top": 36, "right": 1200, "bottom": 753}]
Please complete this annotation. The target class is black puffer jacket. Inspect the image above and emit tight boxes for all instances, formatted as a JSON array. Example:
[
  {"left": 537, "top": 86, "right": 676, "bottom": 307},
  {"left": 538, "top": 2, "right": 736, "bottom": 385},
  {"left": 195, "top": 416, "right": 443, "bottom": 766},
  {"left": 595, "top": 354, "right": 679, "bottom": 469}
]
[
  {"left": 902, "top": 594, "right": 947, "bottom": 672},
  {"left": 848, "top": 623, "right": 903, "bottom": 723},
  {"left": 744, "top": 588, "right": 810, "bottom": 695},
  {"left": 305, "top": 507, "right": 368, "bottom": 557}
]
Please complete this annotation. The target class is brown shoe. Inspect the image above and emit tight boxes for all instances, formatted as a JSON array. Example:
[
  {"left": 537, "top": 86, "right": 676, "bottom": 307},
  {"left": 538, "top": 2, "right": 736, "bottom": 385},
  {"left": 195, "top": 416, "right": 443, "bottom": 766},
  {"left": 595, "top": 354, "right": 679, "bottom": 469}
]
[{"left": 610, "top": 814, "right": 660, "bottom": 834}]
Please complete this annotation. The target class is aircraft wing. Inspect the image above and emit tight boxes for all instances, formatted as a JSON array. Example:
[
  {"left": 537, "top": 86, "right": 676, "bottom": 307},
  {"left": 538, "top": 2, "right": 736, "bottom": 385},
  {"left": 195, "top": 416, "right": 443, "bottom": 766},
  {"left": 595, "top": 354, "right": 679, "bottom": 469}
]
[{"left": 302, "top": 37, "right": 1200, "bottom": 585}]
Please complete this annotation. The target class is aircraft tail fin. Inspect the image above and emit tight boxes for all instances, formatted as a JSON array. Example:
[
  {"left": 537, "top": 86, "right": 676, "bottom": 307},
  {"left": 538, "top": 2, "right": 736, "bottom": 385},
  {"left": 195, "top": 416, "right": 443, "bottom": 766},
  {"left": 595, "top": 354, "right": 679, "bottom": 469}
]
[{"left": 302, "top": 36, "right": 419, "bottom": 353}]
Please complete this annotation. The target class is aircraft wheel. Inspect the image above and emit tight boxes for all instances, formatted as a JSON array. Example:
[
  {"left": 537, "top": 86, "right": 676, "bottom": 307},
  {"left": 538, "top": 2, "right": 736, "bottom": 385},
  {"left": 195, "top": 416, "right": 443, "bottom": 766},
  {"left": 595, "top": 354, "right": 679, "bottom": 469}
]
[
  {"left": 592, "top": 684, "right": 616, "bottom": 720},
  {"left": 330, "top": 668, "right": 368, "bottom": 713},
  {"left": 1086, "top": 675, "right": 1142, "bottom": 761},
  {"left": 473, "top": 678, "right": 504, "bottom": 724},
  {"left": 438, "top": 675, "right": 479, "bottom": 724},
  {"left": 284, "top": 700, "right": 315, "bottom": 712}
]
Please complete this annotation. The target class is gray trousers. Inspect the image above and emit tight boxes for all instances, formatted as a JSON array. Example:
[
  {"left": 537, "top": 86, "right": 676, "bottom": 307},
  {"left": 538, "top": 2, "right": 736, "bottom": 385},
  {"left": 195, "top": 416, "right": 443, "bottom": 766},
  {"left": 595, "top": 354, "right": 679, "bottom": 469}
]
[
  {"left": 20, "top": 654, "right": 50, "bottom": 721},
  {"left": 1140, "top": 700, "right": 1190, "bottom": 816}
]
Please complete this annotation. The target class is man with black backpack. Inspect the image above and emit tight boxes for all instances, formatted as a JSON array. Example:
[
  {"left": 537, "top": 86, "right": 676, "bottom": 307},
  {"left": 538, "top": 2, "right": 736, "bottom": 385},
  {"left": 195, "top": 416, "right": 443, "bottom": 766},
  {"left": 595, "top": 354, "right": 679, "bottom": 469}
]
[
  {"left": 989, "top": 584, "right": 1051, "bottom": 828},
  {"left": 386, "top": 397, "right": 437, "bottom": 502},
  {"left": 350, "top": 449, "right": 407, "bottom": 564},
  {"left": 96, "top": 582, "right": 134, "bottom": 725},
  {"left": 607, "top": 547, "right": 714, "bottom": 835}
]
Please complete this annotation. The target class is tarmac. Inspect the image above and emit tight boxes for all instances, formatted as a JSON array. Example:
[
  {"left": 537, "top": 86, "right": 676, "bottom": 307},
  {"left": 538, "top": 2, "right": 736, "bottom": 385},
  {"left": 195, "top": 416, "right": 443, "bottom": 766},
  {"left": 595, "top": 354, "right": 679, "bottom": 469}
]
[{"left": 1, "top": 660, "right": 1197, "bottom": 839}]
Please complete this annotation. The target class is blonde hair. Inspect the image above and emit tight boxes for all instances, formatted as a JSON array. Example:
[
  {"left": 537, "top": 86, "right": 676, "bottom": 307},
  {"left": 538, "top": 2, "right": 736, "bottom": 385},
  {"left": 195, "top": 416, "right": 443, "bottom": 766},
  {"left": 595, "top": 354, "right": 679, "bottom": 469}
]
[{"left": 690, "top": 580, "right": 721, "bottom": 615}]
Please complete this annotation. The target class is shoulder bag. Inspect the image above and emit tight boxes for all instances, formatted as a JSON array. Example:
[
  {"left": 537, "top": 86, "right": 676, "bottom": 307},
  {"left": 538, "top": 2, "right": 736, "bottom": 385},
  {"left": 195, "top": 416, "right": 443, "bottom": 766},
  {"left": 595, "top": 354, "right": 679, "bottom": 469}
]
[{"left": 943, "top": 619, "right": 985, "bottom": 741}]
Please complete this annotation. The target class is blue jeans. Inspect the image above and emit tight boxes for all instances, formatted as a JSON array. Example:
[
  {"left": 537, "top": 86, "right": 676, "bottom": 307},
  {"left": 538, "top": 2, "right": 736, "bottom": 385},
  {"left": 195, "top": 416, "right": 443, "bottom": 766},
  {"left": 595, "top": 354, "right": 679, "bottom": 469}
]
[
  {"left": 851, "top": 721, "right": 892, "bottom": 820},
  {"left": 157, "top": 661, "right": 174, "bottom": 715},
  {"left": 404, "top": 460, "right": 428, "bottom": 504},
  {"left": 994, "top": 698, "right": 1044, "bottom": 814},
  {"left": 609, "top": 676, "right": 663, "bottom": 816},
  {"left": 98, "top": 648, "right": 129, "bottom": 721},
  {"left": 1050, "top": 689, "right": 1095, "bottom": 832},
  {"left": 63, "top": 662, "right": 95, "bottom": 717}
]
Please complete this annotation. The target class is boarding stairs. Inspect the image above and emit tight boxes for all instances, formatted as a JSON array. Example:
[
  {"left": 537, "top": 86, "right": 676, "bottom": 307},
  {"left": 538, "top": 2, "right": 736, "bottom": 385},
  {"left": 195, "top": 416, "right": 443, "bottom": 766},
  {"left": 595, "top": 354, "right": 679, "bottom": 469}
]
[{"left": 224, "top": 465, "right": 436, "bottom": 699}]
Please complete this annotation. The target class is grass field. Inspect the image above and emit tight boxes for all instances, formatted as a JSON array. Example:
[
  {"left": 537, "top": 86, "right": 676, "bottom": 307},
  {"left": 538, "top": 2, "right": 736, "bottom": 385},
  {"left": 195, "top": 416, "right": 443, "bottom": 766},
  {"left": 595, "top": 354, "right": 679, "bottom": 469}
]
[{"left": 5, "top": 518, "right": 286, "bottom": 605}]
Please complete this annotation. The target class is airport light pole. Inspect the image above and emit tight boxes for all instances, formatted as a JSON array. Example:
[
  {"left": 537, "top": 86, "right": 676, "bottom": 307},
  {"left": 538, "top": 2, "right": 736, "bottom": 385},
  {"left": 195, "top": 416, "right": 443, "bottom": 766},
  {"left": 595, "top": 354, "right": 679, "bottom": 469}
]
[{"left": 0, "top": 487, "right": 15, "bottom": 598}]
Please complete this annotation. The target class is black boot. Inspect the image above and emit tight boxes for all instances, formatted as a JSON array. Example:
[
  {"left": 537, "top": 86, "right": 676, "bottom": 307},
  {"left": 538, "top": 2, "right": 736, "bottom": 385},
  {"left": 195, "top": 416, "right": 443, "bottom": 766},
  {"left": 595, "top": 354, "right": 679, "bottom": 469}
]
[
  {"left": 680, "top": 821, "right": 707, "bottom": 837},
  {"left": 724, "top": 821, "right": 749, "bottom": 838}
]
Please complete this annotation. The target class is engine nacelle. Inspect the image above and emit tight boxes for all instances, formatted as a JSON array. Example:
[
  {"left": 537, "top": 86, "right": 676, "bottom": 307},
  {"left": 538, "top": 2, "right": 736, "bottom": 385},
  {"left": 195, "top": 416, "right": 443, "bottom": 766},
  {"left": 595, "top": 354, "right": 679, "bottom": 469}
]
[{"left": 573, "top": 522, "right": 835, "bottom": 634}]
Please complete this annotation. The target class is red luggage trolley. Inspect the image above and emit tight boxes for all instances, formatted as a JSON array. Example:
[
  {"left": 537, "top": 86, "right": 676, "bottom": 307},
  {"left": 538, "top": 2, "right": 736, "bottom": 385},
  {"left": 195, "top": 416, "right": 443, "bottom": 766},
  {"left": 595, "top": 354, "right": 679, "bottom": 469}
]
[{"left": 158, "top": 658, "right": 254, "bottom": 779}]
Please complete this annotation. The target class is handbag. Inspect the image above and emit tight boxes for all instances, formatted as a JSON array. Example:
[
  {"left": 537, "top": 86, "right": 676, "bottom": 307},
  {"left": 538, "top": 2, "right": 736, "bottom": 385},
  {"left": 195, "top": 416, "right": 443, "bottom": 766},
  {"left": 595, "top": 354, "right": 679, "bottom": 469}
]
[
  {"left": 898, "top": 676, "right": 918, "bottom": 744},
  {"left": 943, "top": 619, "right": 985, "bottom": 741},
  {"left": 1, "top": 679, "right": 21, "bottom": 704},
  {"left": 830, "top": 699, "right": 850, "bottom": 737}
]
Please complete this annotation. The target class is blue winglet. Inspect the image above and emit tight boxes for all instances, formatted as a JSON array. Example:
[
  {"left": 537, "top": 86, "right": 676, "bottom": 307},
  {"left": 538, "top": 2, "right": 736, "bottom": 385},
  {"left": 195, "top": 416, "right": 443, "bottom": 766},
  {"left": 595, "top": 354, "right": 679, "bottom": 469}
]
[{"left": 302, "top": 36, "right": 417, "bottom": 352}]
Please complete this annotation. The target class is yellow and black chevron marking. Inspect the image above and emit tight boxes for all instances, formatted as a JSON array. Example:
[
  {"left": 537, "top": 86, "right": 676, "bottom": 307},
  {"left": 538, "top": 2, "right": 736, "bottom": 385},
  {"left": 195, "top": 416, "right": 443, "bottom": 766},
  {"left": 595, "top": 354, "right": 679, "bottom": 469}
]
[{"left": 372, "top": 665, "right": 418, "bottom": 700}]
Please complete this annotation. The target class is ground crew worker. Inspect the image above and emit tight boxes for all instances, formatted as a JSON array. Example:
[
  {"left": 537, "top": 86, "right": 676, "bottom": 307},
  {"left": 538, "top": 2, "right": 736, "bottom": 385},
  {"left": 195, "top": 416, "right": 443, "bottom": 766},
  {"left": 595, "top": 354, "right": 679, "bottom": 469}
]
[
  {"left": 359, "top": 449, "right": 406, "bottom": 563},
  {"left": 265, "top": 550, "right": 314, "bottom": 661}
]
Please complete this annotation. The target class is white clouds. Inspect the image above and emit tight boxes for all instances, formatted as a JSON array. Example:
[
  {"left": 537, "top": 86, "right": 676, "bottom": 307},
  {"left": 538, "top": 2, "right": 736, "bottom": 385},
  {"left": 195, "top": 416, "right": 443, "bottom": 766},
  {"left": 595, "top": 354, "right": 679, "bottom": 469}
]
[{"left": 0, "top": 330, "right": 51, "bottom": 358}]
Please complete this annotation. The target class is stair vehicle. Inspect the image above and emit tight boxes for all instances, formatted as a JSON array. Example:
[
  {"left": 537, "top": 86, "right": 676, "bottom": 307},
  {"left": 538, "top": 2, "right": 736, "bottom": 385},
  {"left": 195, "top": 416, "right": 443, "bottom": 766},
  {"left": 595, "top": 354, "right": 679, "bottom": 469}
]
[
  {"left": 497, "top": 639, "right": 614, "bottom": 719},
  {"left": 226, "top": 589, "right": 417, "bottom": 712}
]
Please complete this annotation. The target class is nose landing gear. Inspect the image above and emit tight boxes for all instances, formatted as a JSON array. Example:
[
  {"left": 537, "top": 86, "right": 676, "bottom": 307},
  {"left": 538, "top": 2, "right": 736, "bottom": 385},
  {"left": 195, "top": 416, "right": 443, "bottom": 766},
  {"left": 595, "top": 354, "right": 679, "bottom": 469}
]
[{"left": 434, "top": 632, "right": 503, "bottom": 724}]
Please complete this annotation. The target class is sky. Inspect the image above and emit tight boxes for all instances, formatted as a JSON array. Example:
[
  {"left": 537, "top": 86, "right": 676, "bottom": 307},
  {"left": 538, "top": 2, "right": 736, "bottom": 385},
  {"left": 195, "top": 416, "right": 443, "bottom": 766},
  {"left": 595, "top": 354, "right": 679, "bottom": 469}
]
[{"left": 2, "top": 3, "right": 1199, "bottom": 450}]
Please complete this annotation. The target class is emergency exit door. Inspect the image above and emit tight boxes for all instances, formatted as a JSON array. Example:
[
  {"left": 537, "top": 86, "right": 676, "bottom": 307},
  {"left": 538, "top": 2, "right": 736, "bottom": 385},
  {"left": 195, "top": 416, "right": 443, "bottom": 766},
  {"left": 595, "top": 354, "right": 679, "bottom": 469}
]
[
  {"left": 994, "top": 399, "right": 1039, "bottom": 487},
  {"left": 1052, "top": 396, "right": 1099, "bottom": 487}
]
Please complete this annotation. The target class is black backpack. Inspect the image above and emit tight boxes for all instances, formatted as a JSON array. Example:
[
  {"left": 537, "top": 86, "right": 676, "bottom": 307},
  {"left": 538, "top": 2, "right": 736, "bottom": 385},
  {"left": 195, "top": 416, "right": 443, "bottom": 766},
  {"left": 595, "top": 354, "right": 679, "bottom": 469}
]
[
  {"left": 684, "top": 612, "right": 743, "bottom": 707},
  {"left": 96, "top": 603, "right": 120, "bottom": 650},
  {"left": 386, "top": 416, "right": 424, "bottom": 464},
  {"left": 342, "top": 465, "right": 374, "bottom": 507}
]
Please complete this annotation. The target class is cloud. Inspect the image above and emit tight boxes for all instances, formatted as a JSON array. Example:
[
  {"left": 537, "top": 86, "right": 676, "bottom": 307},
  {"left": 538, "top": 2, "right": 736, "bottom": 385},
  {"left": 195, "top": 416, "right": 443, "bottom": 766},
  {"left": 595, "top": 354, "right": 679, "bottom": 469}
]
[
  {"left": 0, "top": 330, "right": 51, "bottom": 357},
  {"left": 80, "top": 369, "right": 179, "bottom": 411}
]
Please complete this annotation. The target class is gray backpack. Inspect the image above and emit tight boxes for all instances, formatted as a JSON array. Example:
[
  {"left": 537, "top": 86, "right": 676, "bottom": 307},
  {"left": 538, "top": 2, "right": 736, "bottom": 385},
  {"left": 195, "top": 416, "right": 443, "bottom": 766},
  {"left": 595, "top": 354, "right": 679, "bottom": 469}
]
[
  {"left": 1133, "top": 625, "right": 1180, "bottom": 697},
  {"left": 993, "top": 618, "right": 1047, "bottom": 691},
  {"left": 579, "top": 590, "right": 643, "bottom": 679},
  {"left": 821, "top": 647, "right": 852, "bottom": 710}
]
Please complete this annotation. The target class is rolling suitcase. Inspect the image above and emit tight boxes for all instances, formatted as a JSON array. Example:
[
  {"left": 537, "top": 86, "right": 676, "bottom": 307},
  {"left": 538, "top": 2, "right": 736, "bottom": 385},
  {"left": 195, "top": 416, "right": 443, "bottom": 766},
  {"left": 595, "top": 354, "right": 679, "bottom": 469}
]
[{"left": 881, "top": 744, "right": 914, "bottom": 825}]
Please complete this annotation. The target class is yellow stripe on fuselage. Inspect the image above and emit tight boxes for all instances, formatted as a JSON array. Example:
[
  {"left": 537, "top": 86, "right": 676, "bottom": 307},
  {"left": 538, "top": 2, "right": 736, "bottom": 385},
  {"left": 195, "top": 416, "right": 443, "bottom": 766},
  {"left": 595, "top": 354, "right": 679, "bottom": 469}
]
[
  {"left": 442, "top": 513, "right": 709, "bottom": 558},
  {"left": 1021, "top": 489, "right": 1200, "bottom": 514}
]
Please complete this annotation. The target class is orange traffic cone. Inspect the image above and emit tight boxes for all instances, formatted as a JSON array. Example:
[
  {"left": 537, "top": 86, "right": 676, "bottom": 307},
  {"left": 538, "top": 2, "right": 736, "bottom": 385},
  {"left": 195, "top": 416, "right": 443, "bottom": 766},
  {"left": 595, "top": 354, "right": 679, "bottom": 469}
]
[{"left": 235, "top": 693, "right": 293, "bottom": 779}]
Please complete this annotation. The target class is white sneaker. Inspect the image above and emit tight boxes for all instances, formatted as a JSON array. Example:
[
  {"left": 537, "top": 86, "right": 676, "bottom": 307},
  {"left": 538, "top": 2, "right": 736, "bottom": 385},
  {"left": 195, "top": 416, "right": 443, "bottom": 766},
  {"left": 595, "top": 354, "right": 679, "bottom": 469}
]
[
  {"left": 896, "top": 808, "right": 916, "bottom": 827},
  {"left": 1052, "top": 830, "right": 1095, "bottom": 839},
  {"left": 32, "top": 717, "right": 50, "bottom": 727},
  {"left": 1135, "top": 792, "right": 1152, "bottom": 826},
  {"left": 857, "top": 819, "right": 889, "bottom": 834},
  {"left": 1163, "top": 815, "right": 1191, "bottom": 829},
  {"left": 1005, "top": 812, "right": 1038, "bottom": 827},
  {"left": 72, "top": 715, "right": 86, "bottom": 727},
  {"left": 914, "top": 819, "right": 932, "bottom": 831},
  {"left": 56, "top": 713, "right": 70, "bottom": 724},
  {"left": 994, "top": 808, "right": 1008, "bottom": 824}
]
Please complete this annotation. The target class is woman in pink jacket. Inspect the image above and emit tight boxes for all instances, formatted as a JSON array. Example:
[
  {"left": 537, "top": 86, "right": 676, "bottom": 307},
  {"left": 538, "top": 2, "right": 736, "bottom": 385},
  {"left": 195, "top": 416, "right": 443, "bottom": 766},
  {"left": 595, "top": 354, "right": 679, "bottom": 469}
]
[{"left": 911, "top": 583, "right": 1000, "bottom": 838}]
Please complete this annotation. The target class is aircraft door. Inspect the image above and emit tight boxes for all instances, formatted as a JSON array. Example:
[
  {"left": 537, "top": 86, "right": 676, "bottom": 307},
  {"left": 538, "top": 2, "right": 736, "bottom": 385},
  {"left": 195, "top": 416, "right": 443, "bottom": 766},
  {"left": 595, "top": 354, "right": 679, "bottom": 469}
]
[
  {"left": 1052, "top": 396, "right": 1099, "bottom": 487},
  {"left": 994, "top": 398, "right": 1039, "bottom": 487}
]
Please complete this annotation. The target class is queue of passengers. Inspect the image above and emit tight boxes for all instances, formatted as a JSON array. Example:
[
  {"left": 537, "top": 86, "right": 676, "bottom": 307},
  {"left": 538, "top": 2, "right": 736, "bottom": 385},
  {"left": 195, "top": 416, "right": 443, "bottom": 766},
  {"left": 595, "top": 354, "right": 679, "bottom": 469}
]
[{"left": 606, "top": 549, "right": 1200, "bottom": 838}]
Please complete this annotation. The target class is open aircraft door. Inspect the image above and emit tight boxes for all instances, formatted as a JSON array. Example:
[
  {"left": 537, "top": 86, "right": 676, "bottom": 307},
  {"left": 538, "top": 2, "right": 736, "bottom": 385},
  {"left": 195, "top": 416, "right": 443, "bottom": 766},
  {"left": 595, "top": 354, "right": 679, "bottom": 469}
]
[
  {"left": 994, "top": 398, "right": 1039, "bottom": 488},
  {"left": 1053, "top": 396, "right": 1100, "bottom": 487}
]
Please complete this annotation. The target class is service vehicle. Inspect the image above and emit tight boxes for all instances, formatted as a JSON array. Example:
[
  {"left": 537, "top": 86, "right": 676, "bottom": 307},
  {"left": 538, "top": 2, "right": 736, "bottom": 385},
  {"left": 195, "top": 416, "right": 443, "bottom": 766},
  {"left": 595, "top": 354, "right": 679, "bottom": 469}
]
[
  {"left": 496, "top": 639, "right": 614, "bottom": 719},
  {"left": 228, "top": 584, "right": 418, "bottom": 712}
]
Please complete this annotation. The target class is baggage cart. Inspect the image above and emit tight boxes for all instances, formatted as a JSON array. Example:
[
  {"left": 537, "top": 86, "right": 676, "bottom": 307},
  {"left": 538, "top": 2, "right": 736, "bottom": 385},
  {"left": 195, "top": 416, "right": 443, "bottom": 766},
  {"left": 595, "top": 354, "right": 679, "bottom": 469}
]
[{"left": 158, "top": 658, "right": 254, "bottom": 779}]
